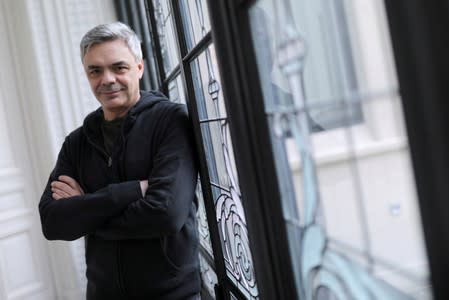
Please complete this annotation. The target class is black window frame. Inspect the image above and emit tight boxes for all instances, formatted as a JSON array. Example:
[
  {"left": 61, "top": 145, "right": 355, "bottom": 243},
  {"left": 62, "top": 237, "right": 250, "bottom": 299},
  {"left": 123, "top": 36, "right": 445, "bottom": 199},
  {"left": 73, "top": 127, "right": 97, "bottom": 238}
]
[
  {"left": 115, "top": 0, "right": 449, "bottom": 299},
  {"left": 115, "top": 1, "right": 268, "bottom": 299},
  {"left": 384, "top": 1, "right": 449, "bottom": 299}
]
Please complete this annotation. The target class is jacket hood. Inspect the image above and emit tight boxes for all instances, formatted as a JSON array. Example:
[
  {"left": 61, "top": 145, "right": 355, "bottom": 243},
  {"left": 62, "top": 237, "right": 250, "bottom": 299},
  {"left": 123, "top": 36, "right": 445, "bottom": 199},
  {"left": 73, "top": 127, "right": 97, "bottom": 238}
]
[
  {"left": 128, "top": 90, "right": 168, "bottom": 116},
  {"left": 82, "top": 90, "right": 168, "bottom": 144}
]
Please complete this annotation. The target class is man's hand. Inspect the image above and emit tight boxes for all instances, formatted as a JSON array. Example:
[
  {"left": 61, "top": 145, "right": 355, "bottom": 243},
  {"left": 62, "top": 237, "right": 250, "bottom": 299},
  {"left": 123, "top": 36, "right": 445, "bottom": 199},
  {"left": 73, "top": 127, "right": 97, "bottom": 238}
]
[
  {"left": 51, "top": 175, "right": 84, "bottom": 200},
  {"left": 140, "top": 180, "right": 148, "bottom": 197}
]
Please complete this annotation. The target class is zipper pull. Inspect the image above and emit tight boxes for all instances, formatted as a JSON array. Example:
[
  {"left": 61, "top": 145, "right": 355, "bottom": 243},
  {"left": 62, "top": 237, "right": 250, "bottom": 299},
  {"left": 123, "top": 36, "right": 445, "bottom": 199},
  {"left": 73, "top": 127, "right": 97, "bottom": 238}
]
[{"left": 108, "top": 156, "right": 112, "bottom": 167}]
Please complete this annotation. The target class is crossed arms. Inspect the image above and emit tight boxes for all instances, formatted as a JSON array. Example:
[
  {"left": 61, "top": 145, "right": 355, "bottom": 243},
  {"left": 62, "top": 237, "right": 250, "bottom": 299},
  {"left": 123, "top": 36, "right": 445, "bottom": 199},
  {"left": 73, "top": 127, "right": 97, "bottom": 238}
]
[
  {"left": 51, "top": 175, "right": 148, "bottom": 201},
  {"left": 39, "top": 106, "right": 198, "bottom": 241}
]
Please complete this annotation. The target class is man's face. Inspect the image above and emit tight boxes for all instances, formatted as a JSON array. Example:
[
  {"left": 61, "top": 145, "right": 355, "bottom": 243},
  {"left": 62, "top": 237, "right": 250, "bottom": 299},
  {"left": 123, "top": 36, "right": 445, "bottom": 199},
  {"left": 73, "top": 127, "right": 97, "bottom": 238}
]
[{"left": 83, "top": 39, "right": 144, "bottom": 120}]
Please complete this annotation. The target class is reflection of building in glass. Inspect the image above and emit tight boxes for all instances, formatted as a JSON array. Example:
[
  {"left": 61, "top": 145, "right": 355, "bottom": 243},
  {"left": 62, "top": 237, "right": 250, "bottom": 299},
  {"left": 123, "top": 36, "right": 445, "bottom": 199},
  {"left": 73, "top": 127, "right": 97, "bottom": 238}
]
[{"left": 250, "top": 0, "right": 430, "bottom": 299}]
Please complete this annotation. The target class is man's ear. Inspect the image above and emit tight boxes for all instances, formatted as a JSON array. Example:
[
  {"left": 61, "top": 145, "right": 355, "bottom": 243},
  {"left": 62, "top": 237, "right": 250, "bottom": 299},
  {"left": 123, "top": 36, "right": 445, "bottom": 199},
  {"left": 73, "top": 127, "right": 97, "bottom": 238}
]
[{"left": 138, "top": 59, "right": 145, "bottom": 79}]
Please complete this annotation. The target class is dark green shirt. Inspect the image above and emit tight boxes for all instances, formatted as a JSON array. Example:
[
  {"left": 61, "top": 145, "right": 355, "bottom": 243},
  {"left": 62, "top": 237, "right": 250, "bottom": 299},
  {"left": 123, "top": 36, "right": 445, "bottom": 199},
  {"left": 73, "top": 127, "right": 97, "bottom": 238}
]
[{"left": 101, "top": 117, "right": 124, "bottom": 155}]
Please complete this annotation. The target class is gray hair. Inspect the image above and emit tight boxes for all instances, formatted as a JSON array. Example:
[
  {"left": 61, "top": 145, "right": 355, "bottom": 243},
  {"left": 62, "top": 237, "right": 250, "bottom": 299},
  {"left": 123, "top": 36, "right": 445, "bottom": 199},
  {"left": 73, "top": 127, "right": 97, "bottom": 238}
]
[{"left": 80, "top": 22, "right": 142, "bottom": 62}]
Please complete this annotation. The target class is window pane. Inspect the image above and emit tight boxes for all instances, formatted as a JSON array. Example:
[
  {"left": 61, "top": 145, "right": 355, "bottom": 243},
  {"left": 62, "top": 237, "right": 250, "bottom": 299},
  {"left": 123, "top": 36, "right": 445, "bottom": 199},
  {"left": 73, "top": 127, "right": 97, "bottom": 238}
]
[
  {"left": 152, "top": 0, "right": 179, "bottom": 75},
  {"left": 199, "top": 253, "right": 218, "bottom": 298},
  {"left": 196, "top": 180, "right": 214, "bottom": 258},
  {"left": 168, "top": 75, "right": 186, "bottom": 104},
  {"left": 166, "top": 75, "right": 217, "bottom": 298},
  {"left": 179, "top": 0, "right": 211, "bottom": 51},
  {"left": 249, "top": 0, "right": 431, "bottom": 299},
  {"left": 197, "top": 181, "right": 218, "bottom": 298},
  {"left": 250, "top": 0, "right": 361, "bottom": 132},
  {"left": 190, "top": 44, "right": 259, "bottom": 299}
]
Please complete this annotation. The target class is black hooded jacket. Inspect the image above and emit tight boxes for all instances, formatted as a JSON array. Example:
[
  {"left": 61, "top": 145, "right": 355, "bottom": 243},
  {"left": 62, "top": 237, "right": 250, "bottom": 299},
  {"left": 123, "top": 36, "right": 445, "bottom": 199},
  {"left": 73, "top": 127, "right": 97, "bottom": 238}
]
[{"left": 39, "top": 91, "right": 200, "bottom": 299}]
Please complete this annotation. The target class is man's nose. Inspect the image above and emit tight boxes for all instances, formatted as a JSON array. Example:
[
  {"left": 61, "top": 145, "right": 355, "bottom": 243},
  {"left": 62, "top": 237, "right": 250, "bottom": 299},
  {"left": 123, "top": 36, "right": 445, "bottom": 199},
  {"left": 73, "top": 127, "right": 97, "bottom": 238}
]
[{"left": 101, "top": 70, "right": 116, "bottom": 85}]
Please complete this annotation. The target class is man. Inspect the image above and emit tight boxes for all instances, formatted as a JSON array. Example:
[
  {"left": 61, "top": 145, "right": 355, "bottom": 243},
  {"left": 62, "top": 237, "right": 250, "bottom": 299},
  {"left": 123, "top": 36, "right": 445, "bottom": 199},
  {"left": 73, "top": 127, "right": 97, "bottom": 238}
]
[{"left": 38, "top": 22, "right": 200, "bottom": 300}]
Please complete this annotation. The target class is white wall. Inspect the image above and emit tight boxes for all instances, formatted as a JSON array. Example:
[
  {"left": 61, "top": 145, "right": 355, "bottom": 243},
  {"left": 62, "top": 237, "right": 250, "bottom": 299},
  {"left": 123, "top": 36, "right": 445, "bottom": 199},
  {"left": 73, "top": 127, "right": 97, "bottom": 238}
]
[{"left": 0, "top": 0, "right": 117, "bottom": 299}]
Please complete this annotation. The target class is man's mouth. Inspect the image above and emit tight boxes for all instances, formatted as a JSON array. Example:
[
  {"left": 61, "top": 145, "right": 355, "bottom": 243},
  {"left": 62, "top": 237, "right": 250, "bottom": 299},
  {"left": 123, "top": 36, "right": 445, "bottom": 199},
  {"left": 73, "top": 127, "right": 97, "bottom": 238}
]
[
  {"left": 103, "top": 90, "right": 121, "bottom": 96},
  {"left": 98, "top": 84, "right": 124, "bottom": 96}
]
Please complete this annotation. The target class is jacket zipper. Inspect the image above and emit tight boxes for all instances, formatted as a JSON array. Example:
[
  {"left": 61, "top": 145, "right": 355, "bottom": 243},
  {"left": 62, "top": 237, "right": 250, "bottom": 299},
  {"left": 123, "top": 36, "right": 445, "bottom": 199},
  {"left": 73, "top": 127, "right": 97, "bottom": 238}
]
[
  {"left": 116, "top": 241, "right": 126, "bottom": 295},
  {"left": 114, "top": 135, "right": 126, "bottom": 295},
  {"left": 87, "top": 120, "right": 126, "bottom": 294},
  {"left": 89, "top": 142, "right": 124, "bottom": 293}
]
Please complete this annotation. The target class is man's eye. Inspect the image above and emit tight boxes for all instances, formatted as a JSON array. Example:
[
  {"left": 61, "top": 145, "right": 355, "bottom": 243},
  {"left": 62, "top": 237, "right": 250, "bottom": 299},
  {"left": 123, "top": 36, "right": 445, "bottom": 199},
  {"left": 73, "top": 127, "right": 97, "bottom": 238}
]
[
  {"left": 115, "top": 66, "right": 128, "bottom": 72},
  {"left": 89, "top": 69, "right": 101, "bottom": 76}
]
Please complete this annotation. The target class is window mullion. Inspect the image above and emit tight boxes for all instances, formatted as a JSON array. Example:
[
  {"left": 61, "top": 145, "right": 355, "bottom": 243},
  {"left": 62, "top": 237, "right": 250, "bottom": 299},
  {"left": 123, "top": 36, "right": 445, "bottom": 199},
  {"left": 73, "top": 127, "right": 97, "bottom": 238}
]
[
  {"left": 144, "top": 0, "right": 167, "bottom": 93},
  {"left": 169, "top": 0, "right": 231, "bottom": 299}
]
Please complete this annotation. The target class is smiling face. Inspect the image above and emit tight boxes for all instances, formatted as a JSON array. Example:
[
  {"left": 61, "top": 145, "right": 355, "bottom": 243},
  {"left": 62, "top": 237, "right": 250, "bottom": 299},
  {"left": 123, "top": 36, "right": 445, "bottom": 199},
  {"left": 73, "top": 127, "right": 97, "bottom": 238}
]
[{"left": 83, "top": 39, "right": 144, "bottom": 120}]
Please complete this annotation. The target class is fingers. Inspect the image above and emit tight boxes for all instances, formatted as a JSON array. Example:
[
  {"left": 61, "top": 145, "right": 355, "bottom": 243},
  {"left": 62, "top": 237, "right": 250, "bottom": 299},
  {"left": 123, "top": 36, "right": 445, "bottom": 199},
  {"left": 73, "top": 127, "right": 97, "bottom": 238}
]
[
  {"left": 59, "top": 175, "right": 80, "bottom": 190},
  {"left": 52, "top": 193, "right": 62, "bottom": 200},
  {"left": 51, "top": 176, "right": 84, "bottom": 200},
  {"left": 57, "top": 175, "right": 84, "bottom": 195},
  {"left": 52, "top": 190, "right": 69, "bottom": 200},
  {"left": 51, "top": 181, "right": 71, "bottom": 200},
  {"left": 51, "top": 180, "right": 71, "bottom": 193},
  {"left": 51, "top": 180, "right": 71, "bottom": 200}
]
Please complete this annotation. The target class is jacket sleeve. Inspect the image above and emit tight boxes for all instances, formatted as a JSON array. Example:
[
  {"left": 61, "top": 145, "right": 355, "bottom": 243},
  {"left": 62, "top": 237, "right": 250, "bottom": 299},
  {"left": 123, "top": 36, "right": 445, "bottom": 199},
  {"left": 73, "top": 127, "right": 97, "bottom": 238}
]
[
  {"left": 38, "top": 136, "right": 142, "bottom": 241},
  {"left": 95, "top": 105, "right": 198, "bottom": 240}
]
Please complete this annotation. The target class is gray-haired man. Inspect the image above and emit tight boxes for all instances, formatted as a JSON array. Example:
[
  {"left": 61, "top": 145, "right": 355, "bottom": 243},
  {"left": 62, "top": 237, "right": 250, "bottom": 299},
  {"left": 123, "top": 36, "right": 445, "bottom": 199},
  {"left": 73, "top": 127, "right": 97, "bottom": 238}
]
[{"left": 39, "top": 22, "right": 200, "bottom": 299}]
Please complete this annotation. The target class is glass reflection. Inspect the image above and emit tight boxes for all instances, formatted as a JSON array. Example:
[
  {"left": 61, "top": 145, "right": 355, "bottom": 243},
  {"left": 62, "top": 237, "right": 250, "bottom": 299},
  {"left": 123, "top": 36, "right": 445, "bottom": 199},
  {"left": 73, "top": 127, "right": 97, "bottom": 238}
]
[
  {"left": 152, "top": 0, "right": 179, "bottom": 74},
  {"left": 199, "top": 254, "right": 218, "bottom": 298},
  {"left": 249, "top": 0, "right": 430, "bottom": 299},
  {"left": 168, "top": 75, "right": 186, "bottom": 104},
  {"left": 179, "top": 0, "right": 211, "bottom": 50},
  {"left": 196, "top": 181, "right": 218, "bottom": 298},
  {"left": 196, "top": 181, "right": 214, "bottom": 257}
]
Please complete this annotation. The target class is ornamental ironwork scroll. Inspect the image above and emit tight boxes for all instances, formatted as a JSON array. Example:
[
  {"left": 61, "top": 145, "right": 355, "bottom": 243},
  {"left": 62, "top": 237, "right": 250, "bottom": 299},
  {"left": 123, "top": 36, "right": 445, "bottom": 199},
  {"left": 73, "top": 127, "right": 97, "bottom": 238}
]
[
  {"left": 205, "top": 44, "right": 259, "bottom": 300},
  {"left": 195, "top": 0, "right": 259, "bottom": 297}
]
